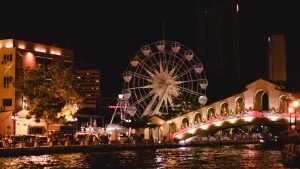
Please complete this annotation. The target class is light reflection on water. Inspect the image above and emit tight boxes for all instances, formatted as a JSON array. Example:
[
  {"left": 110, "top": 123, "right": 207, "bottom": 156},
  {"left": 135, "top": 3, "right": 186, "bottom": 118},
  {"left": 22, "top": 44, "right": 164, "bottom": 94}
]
[{"left": 0, "top": 145, "right": 289, "bottom": 169}]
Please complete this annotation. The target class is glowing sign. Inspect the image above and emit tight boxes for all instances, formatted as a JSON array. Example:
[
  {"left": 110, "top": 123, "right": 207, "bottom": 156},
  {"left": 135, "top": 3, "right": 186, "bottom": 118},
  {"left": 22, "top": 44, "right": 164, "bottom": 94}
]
[{"left": 108, "top": 105, "right": 123, "bottom": 109}]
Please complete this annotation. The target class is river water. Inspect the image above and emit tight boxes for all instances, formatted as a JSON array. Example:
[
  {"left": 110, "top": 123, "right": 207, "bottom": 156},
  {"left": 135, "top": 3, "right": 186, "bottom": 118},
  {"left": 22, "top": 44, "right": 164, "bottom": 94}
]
[{"left": 0, "top": 144, "right": 288, "bottom": 169}]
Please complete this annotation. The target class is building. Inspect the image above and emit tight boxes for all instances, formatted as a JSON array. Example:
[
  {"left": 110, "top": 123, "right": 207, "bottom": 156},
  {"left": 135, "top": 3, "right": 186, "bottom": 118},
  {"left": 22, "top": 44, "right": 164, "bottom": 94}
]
[
  {"left": 74, "top": 70, "right": 103, "bottom": 133},
  {"left": 74, "top": 70, "right": 100, "bottom": 108},
  {"left": 268, "top": 34, "right": 286, "bottom": 82},
  {"left": 195, "top": 0, "right": 240, "bottom": 83},
  {"left": 0, "top": 39, "right": 74, "bottom": 136}
]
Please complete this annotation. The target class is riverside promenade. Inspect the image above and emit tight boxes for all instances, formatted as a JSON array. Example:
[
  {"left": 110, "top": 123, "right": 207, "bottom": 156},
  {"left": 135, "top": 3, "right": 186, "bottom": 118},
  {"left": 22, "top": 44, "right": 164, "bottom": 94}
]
[{"left": 0, "top": 140, "right": 260, "bottom": 157}]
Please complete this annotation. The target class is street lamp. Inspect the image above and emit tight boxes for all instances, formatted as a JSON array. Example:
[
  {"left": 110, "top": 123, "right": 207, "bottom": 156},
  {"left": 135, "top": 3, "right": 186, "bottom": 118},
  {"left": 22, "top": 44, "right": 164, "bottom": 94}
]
[
  {"left": 293, "top": 100, "right": 299, "bottom": 130},
  {"left": 167, "top": 120, "right": 172, "bottom": 142},
  {"left": 72, "top": 117, "right": 78, "bottom": 134},
  {"left": 11, "top": 111, "right": 18, "bottom": 136}
]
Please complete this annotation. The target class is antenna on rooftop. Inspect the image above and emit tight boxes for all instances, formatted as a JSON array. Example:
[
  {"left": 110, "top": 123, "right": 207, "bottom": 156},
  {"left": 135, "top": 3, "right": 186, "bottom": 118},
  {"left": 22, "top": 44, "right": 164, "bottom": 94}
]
[{"left": 162, "top": 17, "right": 165, "bottom": 40}]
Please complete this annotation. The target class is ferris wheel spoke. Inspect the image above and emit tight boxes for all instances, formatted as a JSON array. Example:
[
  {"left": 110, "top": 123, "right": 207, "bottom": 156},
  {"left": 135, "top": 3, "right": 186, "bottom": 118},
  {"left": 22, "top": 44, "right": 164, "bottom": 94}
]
[
  {"left": 130, "top": 72, "right": 151, "bottom": 81},
  {"left": 163, "top": 98, "right": 169, "bottom": 114},
  {"left": 175, "top": 67, "right": 194, "bottom": 80},
  {"left": 162, "top": 52, "right": 168, "bottom": 71},
  {"left": 143, "top": 94, "right": 159, "bottom": 117},
  {"left": 177, "top": 86, "right": 203, "bottom": 96},
  {"left": 153, "top": 88, "right": 169, "bottom": 115},
  {"left": 169, "top": 66, "right": 177, "bottom": 76},
  {"left": 159, "top": 60, "right": 164, "bottom": 73},
  {"left": 129, "top": 84, "right": 153, "bottom": 90},
  {"left": 132, "top": 91, "right": 154, "bottom": 106},
  {"left": 175, "top": 79, "right": 198, "bottom": 85},
  {"left": 174, "top": 59, "right": 187, "bottom": 75},
  {"left": 167, "top": 97, "right": 173, "bottom": 106},
  {"left": 137, "top": 57, "right": 156, "bottom": 77}
]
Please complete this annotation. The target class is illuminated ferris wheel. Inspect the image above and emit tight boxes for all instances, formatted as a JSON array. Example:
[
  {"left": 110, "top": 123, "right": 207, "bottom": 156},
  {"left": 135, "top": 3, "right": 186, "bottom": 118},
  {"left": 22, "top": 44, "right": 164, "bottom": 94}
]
[{"left": 122, "top": 40, "right": 208, "bottom": 118}]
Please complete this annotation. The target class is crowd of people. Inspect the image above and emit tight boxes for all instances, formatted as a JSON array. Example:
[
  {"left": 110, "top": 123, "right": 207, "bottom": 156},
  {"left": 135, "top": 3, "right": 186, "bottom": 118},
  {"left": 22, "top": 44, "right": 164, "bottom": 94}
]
[{"left": 0, "top": 132, "right": 111, "bottom": 149}]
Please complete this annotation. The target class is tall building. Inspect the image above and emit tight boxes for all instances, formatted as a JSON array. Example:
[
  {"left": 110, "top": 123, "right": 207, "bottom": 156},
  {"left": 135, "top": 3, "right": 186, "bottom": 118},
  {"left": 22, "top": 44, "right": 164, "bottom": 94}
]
[
  {"left": 195, "top": 0, "right": 240, "bottom": 83},
  {"left": 75, "top": 70, "right": 100, "bottom": 108},
  {"left": 0, "top": 39, "right": 74, "bottom": 136},
  {"left": 268, "top": 34, "right": 286, "bottom": 82}
]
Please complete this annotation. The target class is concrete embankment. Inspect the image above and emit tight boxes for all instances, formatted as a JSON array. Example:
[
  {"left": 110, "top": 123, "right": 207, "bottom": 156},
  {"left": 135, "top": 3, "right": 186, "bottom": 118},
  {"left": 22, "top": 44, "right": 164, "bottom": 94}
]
[{"left": 0, "top": 140, "right": 259, "bottom": 157}]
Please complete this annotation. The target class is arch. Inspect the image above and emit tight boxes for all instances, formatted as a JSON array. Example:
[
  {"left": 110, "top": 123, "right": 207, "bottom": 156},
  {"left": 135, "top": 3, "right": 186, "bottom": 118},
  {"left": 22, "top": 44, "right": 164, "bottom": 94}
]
[
  {"left": 170, "top": 122, "right": 177, "bottom": 133},
  {"left": 181, "top": 118, "right": 189, "bottom": 128},
  {"left": 220, "top": 102, "right": 229, "bottom": 116},
  {"left": 194, "top": 113, "right": 202, "bottom": 124},
  {"left": 207, "top": 107, "right": 216, "bottom": 120},
  {"left": 254, "top": 89, "right": 269, "bottom": 111},
  {"left": 235, "top": 97, "right": 245, "bottom": 113},
  {"left": 279, "top": 95, "right": 288, "bottom": 113}
]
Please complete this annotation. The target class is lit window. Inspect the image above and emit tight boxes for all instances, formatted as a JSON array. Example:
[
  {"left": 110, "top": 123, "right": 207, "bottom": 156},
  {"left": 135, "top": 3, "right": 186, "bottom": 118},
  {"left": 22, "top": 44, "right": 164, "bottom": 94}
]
[
  {"left": 77, "top": 76, "right": 81, "bottom": 79},
  {"left": 96, "top": 80, "right": 99, "bottom": 83}
]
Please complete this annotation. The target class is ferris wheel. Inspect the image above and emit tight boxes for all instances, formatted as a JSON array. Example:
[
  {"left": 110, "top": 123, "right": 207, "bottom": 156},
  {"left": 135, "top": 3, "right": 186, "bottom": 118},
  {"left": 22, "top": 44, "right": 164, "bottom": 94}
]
[{"left": 122, "top": 40, "right": 208, "bottom": 118}]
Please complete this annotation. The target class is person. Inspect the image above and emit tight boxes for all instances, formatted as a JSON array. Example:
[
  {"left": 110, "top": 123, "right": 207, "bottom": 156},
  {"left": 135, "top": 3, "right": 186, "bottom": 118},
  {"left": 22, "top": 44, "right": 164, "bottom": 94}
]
[
  {"left": 92, "top": 135, "right": 97, "bottom": 145},
  {"left": 65, "top": 135, "right": 70, "bottom": 146}
]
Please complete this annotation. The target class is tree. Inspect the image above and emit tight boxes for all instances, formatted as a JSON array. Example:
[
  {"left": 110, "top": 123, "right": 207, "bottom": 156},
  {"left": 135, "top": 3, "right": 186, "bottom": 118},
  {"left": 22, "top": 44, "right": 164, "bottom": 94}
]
[
  {"left": 15, "top": 63, "right": 81, "bottom": 137},
  {"left": 162, "top": 94, "right": 202, "bottom": 119}
]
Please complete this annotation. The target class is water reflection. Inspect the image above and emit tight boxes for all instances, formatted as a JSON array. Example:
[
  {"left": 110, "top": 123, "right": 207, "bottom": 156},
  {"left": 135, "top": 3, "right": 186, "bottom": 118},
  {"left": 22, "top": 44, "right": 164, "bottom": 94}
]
[{"left": 0, "top": 145, "right": 288, "bottom": 169}]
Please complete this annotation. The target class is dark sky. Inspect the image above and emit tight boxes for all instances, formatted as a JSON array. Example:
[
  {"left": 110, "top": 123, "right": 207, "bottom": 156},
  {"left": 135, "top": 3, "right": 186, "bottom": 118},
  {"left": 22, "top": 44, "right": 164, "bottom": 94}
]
[{"left": 1, "top": 0, "right": 299, "bottom": 97}]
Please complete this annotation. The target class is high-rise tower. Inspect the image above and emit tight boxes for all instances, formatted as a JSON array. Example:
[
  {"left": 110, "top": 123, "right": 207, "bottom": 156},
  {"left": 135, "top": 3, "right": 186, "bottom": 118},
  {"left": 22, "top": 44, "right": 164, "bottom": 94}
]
[{"left": 195, "top": 0, "right": 240, "bottom": 83}]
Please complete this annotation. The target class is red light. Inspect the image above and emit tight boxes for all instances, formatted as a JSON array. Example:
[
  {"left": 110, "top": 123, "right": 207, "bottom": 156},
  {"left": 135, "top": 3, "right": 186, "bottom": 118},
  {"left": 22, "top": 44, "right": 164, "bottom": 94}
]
[
  {"left": 23, "top": 52, "right": 36, "bottom": 69},
  {"left": 108, "top": 105, "right": 123, "bottom": 109}
]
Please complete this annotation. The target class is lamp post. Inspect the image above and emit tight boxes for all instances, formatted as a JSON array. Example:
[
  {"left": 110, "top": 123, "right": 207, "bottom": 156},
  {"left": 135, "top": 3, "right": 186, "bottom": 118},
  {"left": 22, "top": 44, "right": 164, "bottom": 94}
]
[
  {"left": 293, "top": 101, "right": 299, "bottom": 131},
  {"left": 167, "top": 120, "right": 172, "bottom": 142},
  {"left": 125, "top": 119, "right": 131, "bottom": 141},
  {"left": 11, "top": 111, "right": 18, "bottom": 136},
  {"left": 72, "top": 117, "right": 78, "bottom": 134}
]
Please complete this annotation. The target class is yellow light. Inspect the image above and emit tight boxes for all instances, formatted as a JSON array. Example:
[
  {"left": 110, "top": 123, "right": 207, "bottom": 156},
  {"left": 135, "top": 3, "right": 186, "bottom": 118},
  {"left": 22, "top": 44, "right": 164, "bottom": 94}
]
[
  {"left": 243, "top": 116, "right": 254, "bottom": 122},
  {"left": 18, "top": 44, "right": 25, "bottom": 49},
  {"left": 5, "top": 42, "right": 13, "bottom": 48},
  {"left": 50, "top": 49, "right": 61, "bottom": 55},
  {"left": 228, "top": 118, "right": 237, "bottom": 124},
  {"left": 188, "top": 128, "right": 197, "bottom": 134},
  {"left": 267, "top": 116, "right": 279, "bottom": 122},
  {"left": 289, "top": 107, "right": 294, "bottom": 113},
  {"left": 214, "top": 121, "right": 223, "bottom": 127},
  {"left": 200, "top": 124, "right": 209, "bottom": 130},
  {"left": 176, "top": 134, "right": 183, "bottom": 140},
  {"left": 34, "top": 47, "right": 46, "bottom": 53},
  {"left": 293, "top": 101, "right": 300, "bottom": 108}
]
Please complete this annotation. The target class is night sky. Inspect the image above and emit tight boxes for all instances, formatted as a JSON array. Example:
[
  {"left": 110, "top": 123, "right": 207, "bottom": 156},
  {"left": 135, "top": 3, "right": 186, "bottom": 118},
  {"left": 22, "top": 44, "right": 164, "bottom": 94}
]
[{"left": 1, "top": 0, "right": 299, "bottom": 98}]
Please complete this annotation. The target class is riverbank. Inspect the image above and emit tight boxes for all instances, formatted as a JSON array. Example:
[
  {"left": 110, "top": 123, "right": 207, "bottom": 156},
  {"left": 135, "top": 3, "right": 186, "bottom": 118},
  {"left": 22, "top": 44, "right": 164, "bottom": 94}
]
[{"left": 0, "top": 140, "right": 260, "bottom": 157}]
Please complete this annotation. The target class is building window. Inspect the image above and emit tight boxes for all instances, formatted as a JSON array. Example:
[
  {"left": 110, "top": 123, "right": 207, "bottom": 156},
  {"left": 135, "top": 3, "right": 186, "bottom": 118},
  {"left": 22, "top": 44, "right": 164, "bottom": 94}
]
[
  {"left": 29, "top": 127, "right": 43, "bottom": 134},
  {"left": 36, "top": 56, "right": 52, "bottom": 68},
  {"left": 3, "top": 99, "right": 12, "bottom": 106},
  {"left": 3, "top": 76, "right": 13, "bottom": 88},
  {"left": 3, "top": 54, "right": 13, "bottom": 63},
  {"left": 64, "top": 61, "right": 71, "bottom": 68}
]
